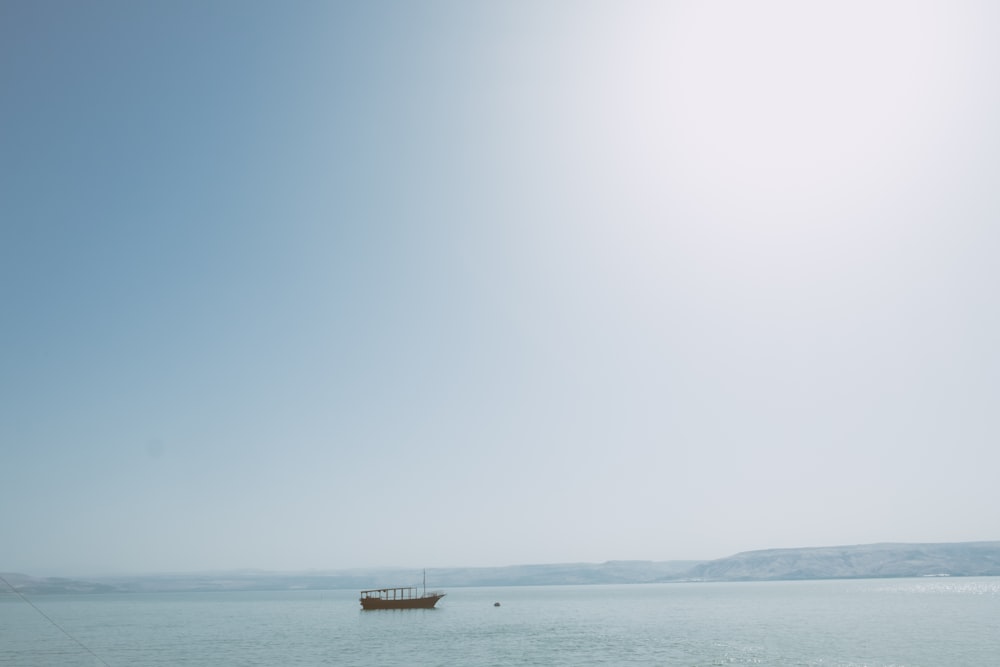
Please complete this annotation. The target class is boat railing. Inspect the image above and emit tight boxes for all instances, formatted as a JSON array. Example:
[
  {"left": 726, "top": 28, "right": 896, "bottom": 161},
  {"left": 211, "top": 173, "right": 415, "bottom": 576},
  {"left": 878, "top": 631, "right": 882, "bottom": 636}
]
[{"left": 360, "top": 586, "right": 424, "bottom": 601}]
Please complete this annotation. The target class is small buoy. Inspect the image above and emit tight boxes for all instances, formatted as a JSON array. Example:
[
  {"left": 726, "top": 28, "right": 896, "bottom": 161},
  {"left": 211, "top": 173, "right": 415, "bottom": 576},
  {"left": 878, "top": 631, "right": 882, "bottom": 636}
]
[{"left": 494, "top": 602, "right": 501, "bottom": 607}]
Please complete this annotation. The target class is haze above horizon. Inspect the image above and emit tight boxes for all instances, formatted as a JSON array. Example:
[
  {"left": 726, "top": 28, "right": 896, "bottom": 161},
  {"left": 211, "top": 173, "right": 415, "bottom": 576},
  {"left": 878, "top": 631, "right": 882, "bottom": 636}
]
[{"left": 3, "top": 1, "right": 999, "bottom": 578}]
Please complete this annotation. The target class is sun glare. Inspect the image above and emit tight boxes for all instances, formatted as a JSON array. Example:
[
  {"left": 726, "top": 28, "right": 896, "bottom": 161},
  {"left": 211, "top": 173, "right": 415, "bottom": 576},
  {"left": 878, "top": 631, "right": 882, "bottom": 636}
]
[{"left": 655, "top": 2, "right": 978, "bottom": 218}]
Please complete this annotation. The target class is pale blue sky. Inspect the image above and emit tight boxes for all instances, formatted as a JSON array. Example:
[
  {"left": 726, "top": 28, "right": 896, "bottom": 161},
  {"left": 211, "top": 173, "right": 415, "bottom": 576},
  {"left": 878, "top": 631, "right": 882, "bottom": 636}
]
[{"left": 3, "top": 0, "right": 999, "bottom": 576}]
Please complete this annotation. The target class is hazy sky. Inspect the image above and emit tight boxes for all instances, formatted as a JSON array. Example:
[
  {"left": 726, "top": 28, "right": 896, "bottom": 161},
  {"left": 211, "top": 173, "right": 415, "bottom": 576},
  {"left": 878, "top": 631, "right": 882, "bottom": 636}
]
[{"left": 3, "top": 1, "right": 999, "bottom": 577}]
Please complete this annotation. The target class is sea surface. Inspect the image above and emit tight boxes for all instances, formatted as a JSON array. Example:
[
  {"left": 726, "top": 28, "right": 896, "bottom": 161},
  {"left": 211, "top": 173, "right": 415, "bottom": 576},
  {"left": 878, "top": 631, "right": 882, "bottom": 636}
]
[{"left": 2, "top": 578, "right": 999, "bottom": 666}]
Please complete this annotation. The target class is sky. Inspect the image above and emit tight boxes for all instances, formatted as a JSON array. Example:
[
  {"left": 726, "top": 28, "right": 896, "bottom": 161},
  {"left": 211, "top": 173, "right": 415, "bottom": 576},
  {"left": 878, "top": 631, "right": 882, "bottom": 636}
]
[{"left": 2, "top": 0, "right": 999, "bottom": 577}]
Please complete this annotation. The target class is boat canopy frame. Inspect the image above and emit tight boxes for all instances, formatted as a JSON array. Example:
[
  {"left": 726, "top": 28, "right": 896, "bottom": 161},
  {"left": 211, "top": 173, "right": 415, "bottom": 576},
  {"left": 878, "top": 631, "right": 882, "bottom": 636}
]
[{"left": 360, "top": 586, "right": 427, "bottom": 601}]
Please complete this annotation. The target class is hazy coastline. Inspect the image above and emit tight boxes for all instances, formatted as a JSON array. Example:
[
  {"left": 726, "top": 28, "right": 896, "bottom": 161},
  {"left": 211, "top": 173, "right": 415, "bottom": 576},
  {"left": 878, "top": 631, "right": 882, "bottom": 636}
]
[{"left": 5, "top": 540, "right": 999, "bottom": 595}]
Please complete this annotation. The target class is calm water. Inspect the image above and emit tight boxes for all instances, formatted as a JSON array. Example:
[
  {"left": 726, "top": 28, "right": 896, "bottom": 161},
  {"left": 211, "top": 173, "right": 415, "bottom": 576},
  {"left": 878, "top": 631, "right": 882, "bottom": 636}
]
[{"left": 2, "top": 578, "right": 999, "bottom": 666}]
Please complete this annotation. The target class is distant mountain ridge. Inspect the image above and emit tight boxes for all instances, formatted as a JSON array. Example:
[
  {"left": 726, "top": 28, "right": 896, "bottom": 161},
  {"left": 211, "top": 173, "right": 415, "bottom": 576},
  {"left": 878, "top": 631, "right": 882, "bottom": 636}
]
[
  {"left": 4, "top": 541, "right": 999, "bottom": 594},
  {"left": 686, "top": 541, "right": 1000, "bottom": 581}
]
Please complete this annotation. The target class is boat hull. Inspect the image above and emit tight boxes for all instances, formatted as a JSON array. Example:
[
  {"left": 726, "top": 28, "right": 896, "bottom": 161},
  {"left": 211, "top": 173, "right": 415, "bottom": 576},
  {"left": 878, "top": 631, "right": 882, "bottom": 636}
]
[{"left": 360, "top": 593, "right": 445, "bottom": 610}]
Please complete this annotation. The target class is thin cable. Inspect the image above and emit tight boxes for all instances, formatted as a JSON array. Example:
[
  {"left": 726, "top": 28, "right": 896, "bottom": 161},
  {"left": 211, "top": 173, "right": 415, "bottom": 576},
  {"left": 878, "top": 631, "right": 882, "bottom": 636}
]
[{"left": 0, "top": 574, "right": 113, "bottom": 667}]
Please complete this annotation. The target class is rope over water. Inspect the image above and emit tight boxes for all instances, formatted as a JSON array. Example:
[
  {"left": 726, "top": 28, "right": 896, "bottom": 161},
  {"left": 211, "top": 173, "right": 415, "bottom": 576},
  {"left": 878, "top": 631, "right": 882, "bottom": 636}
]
[{"left": 0, "top": 574, "right": 113, "bottom": 667}]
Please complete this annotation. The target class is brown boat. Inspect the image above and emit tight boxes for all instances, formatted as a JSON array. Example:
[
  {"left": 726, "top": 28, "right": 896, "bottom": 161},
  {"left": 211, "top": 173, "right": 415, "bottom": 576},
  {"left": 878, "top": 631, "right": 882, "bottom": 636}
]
[{"left": 359, "top": 571, "right": 445, "bottom": 610}]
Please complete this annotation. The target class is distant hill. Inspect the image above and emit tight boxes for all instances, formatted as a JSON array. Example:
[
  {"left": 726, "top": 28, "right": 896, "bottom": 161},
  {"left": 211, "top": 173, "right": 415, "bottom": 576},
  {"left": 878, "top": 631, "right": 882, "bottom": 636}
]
[
  {"left": 1, "top": 561, "right": 700, "bottom": 594},
  {"left": 0, "top": 572, "right": 119, "bottom": 595},
  {"left": 5, "top": 541, "right": 999, "bottom": 594},
  {"left": 427, "top": 560, "right": 701, "bottom": 587},
  {"left": 685, "top": 541, "right": 1000, "bottom": 581}
]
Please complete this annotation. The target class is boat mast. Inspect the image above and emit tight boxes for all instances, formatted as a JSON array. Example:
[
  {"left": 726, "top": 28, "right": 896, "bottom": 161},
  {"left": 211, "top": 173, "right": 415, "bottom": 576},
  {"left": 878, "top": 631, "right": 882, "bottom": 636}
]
[{"left": 423, "top": 569, "right": 426, "bottom": 595}]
